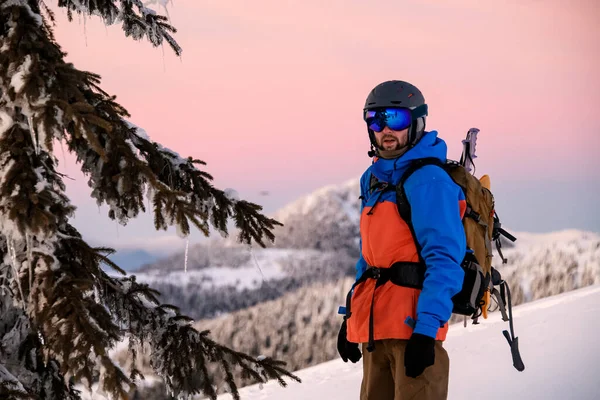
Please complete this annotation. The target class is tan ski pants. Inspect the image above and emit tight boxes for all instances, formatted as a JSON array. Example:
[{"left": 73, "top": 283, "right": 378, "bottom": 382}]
[{"left": 360, "top": 339, "right": 449, "bottom": 400}]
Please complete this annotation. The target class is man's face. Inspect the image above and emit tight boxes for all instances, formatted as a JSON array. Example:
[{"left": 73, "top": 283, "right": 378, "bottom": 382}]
[{"left": 374, "top": 126, "right": 409, "bottom": 151}]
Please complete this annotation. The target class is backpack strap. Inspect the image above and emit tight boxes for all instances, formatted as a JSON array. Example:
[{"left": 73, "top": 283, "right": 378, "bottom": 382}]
[
  {"left": 492, "top": 210, "right": 517, "bottom": 264},
  {"left": 345, "top": 261, "right": 426, "bottom": 352},
  {"left": 463, "top": 203, "right": 493, "bottom": 261},
  {"left": 490, "top": 287, "right": 510, "bottom": 322},
  {"left": 396, "top": 157, "right": 448, "bottom": 261},
  {"left": 490, "top": 267, "right": 525, "bottom": 371},
  {"left": 366, "top": 173, "right": 395, "bottom": 215},
  {"left": 396, "top": 157, "right": 447, "bottom": 223},
  {"left": 499, "top": 281, "right": 525, "bottom": 371}
]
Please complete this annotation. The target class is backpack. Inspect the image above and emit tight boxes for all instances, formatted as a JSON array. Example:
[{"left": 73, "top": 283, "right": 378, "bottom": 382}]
[{"left": 367, "top": 151, "right": 525, "bottom": 371}]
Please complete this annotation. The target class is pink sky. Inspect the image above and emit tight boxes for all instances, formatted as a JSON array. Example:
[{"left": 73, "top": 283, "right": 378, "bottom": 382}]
[{"left": 47, "top": 0, "right": 600, "bottom": 250}]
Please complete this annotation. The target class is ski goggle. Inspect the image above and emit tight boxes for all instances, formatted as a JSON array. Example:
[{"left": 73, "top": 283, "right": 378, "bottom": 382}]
[{"left": 363, "top": 104, "right": 428, "bottom": 132}]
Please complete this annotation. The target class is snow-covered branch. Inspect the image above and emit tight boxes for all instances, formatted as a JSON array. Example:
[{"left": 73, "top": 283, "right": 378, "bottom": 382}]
[
  {"left": 0, "top": 1, "right": 294, "bottom": 398},
  {"left": 55, "top": 0, "right": 182, "bottom": 55},
  {"left": 99, "top": 271, "right": 301, "bottom": 400}
]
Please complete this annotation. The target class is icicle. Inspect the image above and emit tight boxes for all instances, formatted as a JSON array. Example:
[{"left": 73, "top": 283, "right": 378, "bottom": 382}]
[
  {"left": 83, "top": 0, "right": 89, "bottom": 47},
  {"left": 254, "top": 355, "right": 267, "bottom": 390},
  {"left": 93, "top": 278, "right": 101, "bottom": 304},
  {"left": 159, "top": 0, "right": 172, "bottom": 23},
  {"left": 27, "top": 115, "right": 39, "bottom": 155},
  {"left": 161, "top": 41, "right": 166, "bottom": 73},
  {"left": 8, "top": 236, "right": 25, "bottom": 308},
  {"left": 0, "top": 249, "right": 9, "bottom": 296},
  {"left": 184, "top": 238, "right": 189, "bottom": 273},
  {"left": 247, "top": 245, "right": 283, "bottom": 297},
  {"left": 26, "top": 233, "right": 32, "bottom": 299},
  {"left": 60, "top": 139, "right": 67, "bottom": 173},
  {"left": 84, "top": 15, "right": 88, "bottom": 47},
  {"left": 249, "top": 244, "right": 266, "bottom": 282}
]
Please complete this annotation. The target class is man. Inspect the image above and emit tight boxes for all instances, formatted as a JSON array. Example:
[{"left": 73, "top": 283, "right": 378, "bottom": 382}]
[{"left": 337, "top": 80, "right": 467, "bottom": 400}]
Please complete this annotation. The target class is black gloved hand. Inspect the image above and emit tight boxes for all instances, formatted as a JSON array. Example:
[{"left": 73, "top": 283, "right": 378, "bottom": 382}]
[
  {"left": 337, "top": 318, "right": 362, "bottom": 363},
  {"left": 404, "top": 333, "right": 435, "bottom": 378}
]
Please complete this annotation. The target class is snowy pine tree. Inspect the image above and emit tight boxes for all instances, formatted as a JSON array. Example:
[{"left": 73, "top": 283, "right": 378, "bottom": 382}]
[{"left": 0, "top": 1, "right": 299, "bottom": 399}]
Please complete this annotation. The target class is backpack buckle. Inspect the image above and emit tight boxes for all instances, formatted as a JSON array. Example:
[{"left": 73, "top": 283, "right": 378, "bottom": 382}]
[
  {"left": 371, "top": 267, "right": 381, "bottom": 279},
  {"left": 466, "top": 205, "right": 481, "bottom": 222}
]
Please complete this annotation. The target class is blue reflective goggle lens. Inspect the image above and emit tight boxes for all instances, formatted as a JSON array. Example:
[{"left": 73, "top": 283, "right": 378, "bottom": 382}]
[
  {"left": 364, "top": 108, "right": 412, "bottom": 132},
  {"left": 364, "top": 105, "right": 427, "bottom": 132}
]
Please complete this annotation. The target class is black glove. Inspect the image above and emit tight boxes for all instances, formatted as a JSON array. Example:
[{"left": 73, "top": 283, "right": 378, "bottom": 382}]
[
  {"left": 404, "top": 333, "right": 435, "bottom": 378},
  {"left": 337, "top": 318, "right": 362, "bottom": 363}
]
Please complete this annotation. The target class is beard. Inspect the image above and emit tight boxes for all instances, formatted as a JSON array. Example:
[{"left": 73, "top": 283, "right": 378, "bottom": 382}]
[{"left": 379, "top": 135, "right": 405, "bottom": 150}]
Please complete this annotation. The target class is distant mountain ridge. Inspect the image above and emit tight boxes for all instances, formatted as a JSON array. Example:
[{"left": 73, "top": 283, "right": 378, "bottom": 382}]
[
  {"left": 130, "top": 176, "right": 363, "bottom": 319},
  {"left": 131, "top": 175, "right": 598, "bottom": 322},
  {"left": 268, "top": 177, "right": 361, "bottom": 252}
]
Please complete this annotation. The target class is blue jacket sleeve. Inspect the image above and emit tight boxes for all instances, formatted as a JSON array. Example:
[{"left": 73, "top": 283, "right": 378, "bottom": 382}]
[
  {"left": 404, "top": 165, "right": 466, "bottom": 338},
  {"left": 355, "top": 171, "right": 369, "bottom": 281}
]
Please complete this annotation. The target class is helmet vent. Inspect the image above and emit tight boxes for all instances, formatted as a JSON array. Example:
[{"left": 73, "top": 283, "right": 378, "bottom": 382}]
[{"left": 390, "top": 100, "right": 403, "bottom": 104}]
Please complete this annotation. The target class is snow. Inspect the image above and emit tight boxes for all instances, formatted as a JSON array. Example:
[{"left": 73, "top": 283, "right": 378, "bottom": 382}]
[
  {"left": 10, "top": 55, "right": 32, "bottom": 94},
  {"left": 133, "top": 247, "right": 306, "bottom": 289},
  {"left": 496, "top": 229, "right": 600, "bottom": 301},
  {"left": 126, "top": 119, "right": 189, "bottom": 168},
  {"left": 0, "top": 110, "right": 14, "bottom": 138},
  {"left": 131, "top": 245, "right": 337, "bottom": 291},
  {"left": 217, "top": 284, "right": 600, "bottom": 400},
  {"left": 145, "top": 0, "right": 171, "bottom": 8},
  {"left": 0, "top": 0, "right": 42, "bottom": 26},
  {"left": 125, "top": 121, "right": 150, "bottom": 141},
  {"left": 133, "top": 250, "right": 290, "bottom": 290},
  {"left": 184, "top": 238, "right": 189, "bottom": 272},
  {"left": 274, "top": 177, "right": 360, "bottom": 224},
  {"left": 0, "top": 365, "right": 27, "bottom": 395},
  {"left": 224, "top": 188, "right": 240, "bottom": 203}
]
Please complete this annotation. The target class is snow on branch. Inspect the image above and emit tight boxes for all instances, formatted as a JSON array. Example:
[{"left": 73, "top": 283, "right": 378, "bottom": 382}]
[
  {"left": 0, "top": 364, "right": 29, "bottom": 399},
  {"left": 1, "top": 0, "right": 282, "bottom": 247},
  {"left": 98, "top": 266, "right": 301, "bottom": 400},
  {"left": 0, "top": 2, "right": 294, "bottom": 398},
  {"left": 55, "top": 0, "right": 182, "bottom": 55}
]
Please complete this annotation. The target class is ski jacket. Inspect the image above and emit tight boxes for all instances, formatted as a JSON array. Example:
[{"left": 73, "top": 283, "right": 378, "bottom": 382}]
[{"left": 346, "top": 131, "right": 467, "bottom": 343}]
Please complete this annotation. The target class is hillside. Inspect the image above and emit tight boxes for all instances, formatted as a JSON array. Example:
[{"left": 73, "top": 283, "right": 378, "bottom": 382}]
[
  {"left": 119, "top": 229, "right": 600, "bottom": 399},
  {"left": 132, "top": 244, "right": 355, "bottom": 319},
  {"left": 128, "top": 177, "right": 363, "bottom": 319},
  {"left": 191, "top": 228, "right": 600, "bottom": 386},
  {"left": 217, "top": 284, "right": 600, "bottom": 400}
]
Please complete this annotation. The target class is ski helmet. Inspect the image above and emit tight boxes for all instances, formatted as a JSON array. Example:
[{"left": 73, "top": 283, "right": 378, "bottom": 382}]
[{"left": 363, "top": 80, "right": 428, "bottom": 154}]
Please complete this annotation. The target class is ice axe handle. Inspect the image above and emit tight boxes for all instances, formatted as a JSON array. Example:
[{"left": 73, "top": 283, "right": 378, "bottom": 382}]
[
  {"left": 460, "top": 128, "right": 480, "bottom": 173},
  {"left": 499, "top": 227, "right": 517, "bottom": 243},
  {"left": 503, "top": 330, "right": 525, "bottom": 372}
]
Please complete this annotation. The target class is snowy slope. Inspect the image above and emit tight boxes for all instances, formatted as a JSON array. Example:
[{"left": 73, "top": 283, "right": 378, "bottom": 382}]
[
  {"left": 217, "top": 284, "right": 600, "bottom": 400},
  {"left": 274, "top": 177, "right": 361, "bottom": 225}
]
